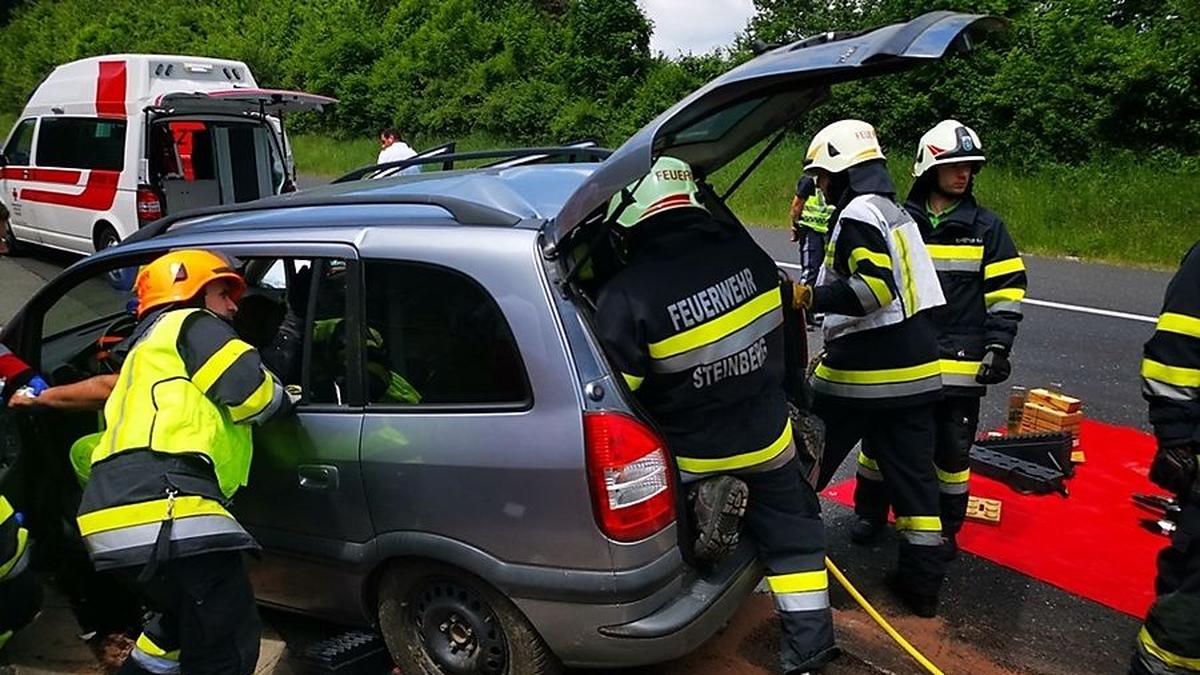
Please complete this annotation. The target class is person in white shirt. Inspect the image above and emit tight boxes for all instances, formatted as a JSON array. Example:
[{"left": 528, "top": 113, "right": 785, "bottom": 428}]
[{"left": 377, "top": 127, "right": 417, "bottom": 168}]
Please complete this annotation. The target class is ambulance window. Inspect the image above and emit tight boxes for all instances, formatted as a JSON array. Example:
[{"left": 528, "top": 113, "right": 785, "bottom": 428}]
[
  {"left": 362, "top": 260, "right": 530, "bottom": 407},
  {"left": 3, "top": 119, "right": 36, "bottom": 166},
  {"left": 36, "top": 118, "right": 126, "bottom": 171}
]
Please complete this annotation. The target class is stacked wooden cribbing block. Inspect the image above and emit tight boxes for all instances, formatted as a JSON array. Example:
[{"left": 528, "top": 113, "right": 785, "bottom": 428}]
[{"left": 1019, "top": 388, "right": 1083, "bottom": 449}]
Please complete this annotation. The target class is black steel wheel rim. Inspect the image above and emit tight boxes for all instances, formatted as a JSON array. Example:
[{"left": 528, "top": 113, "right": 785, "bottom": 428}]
[{"left": 410, "top": 578, "right": 508, "bottom": 675}]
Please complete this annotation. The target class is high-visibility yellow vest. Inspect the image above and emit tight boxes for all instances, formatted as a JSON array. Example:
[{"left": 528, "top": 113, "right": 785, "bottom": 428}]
[
  {"left": 799, "top": 191, "right": 835, "bottom": 234},
  {"left": 91, "top": 308, "right": 253, "bottom": 498}
]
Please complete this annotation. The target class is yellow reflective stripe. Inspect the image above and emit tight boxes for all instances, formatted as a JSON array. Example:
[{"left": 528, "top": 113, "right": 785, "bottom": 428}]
[
  {"left": 984, "top": 257, "right": 1025, "bottom": 280},
  {"left": 815, "top": 360, "right": 941, "bottom": 385},
  {"left": 136, "top": 633, "right": 181, "bottom": 661},
  {"left": 0, "top": 496, "right": 12, "bottom": 524},
  {"left": 1143, "top": 358, "right": 1200, "bottom": 388},
  {"left": 622, "top": 372, "right": 644, "bottom": 391},
  {"left": 891, "top": 229, "right": 918, "bottom": 311},
  {"left": 1139, "top": 626, "right": 1200, "bottom": 670},
  {"left": 895, "top": 516, "right": 942, "bottom": 532},
  {"left": 0, "top": 630, "right": 11, "bottom": 651},
  {"left": 1157, "top": 312, "right": 1200, "bottom": 340},
  {"left": 767, "top": 569, "right": 829, "bottom": 594},
  {"left": 862, "top": 275, "right": 894, "bottom": 307},
  {"left": 926, "top": 244, "right": 984, "bottom": 261},
  {"left": 77, "top": 495, "right": 232, "bottom": 537},
  {"left": 0, "top": 528, "right": 28, "bottom": 578},
  {"left": 857, "top": 451, "right": 879, "bottom": 471},
  {"left": 849, "top": 247, "right": 891, "bottom": 272},
  {"left": 648, "top": 289, "right": 781, "bottom": 359},
  {"left": 192, "top": 340, "right": 252, "bottom": 394},
  {"left": 985, "top": 288, "right": 1026, "bottom": 305},
  {"left": 940, "top": 359, "right": 982, "bottom": 375},
  {"left": 228, "top": 372, "right": 274, "bottom": 422},
  {"left": 675, "top": 420, "right": 792, "bottom": 474},
  {"left": 936, "top": 467, "right": 970, "bottom": 484}
]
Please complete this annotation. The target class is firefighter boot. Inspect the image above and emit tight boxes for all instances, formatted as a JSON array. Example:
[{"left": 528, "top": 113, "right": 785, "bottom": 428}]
[
  {"left": 850, "top": 517, "right": 887, "bottom": 545},
  {"left": 689, "top": 476, "right": 749, "bottom": 562}
]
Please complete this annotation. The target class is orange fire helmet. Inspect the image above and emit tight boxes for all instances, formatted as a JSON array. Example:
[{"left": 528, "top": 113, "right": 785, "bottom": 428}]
[{"left": 135, "top": 249, "right": 246, "bottom": 318}]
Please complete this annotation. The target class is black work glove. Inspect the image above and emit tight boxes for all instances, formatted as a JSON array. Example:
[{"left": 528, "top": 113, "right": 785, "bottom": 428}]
[
  {"left": 976, "top": 346, "right": 1011, "bottom": 385},
  {"left": 1150, "top": 443, "right": 1198, "bottom": 499}
]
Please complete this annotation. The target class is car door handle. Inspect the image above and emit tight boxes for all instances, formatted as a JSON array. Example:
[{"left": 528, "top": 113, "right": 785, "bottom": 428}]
[{"left": 298, "top": 464, "right": 339, "bottom": 491}]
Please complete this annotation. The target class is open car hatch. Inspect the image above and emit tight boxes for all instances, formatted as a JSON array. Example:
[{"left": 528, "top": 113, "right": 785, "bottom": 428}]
[
  {"left": 548, "top": 11, "right": 1004, "bottom": 247},
  {"left": 153, "top": 88, "right": 337, "bottom": 115}
]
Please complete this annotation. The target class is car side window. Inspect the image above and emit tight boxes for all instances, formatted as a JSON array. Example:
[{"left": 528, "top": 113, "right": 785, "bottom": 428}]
[
  {"left": 38, "top": 261, "right": 143, "bottom": 381},
  {"left": 236, "top": 257, "right": 348, "bottom": 406},
  {"left": 3, "top": 119, "right": 36, "bottom": 166},
  {"left": 362, "top": 260, "right": 530, "bottom": 406},
  {"left": 36, "top": 117, "right": 126, "bottom": 171}
]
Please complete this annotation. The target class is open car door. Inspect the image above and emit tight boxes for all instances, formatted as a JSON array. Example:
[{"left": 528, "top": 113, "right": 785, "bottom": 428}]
[{"left": 547, "top": 11, "right": 1004, "bottom": 248}]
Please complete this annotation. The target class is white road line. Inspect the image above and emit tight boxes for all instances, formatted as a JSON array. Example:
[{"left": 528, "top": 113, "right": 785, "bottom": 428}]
[{"left": 773, "top": 260, "right": 1158, "bottom": 324}]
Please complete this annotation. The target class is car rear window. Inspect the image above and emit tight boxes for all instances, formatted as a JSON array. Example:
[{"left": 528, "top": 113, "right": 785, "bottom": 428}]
[
  {"left": 363, "top": 260, "right": 530, "bottom": 406},
  {"left": 36, "top": 117, "right": 126, "bottom": 171}
]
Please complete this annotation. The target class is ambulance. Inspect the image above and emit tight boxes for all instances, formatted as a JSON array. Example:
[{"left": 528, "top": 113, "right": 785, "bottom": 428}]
[{"left": 0, "top": 54, "right": 335, "bottom": 255}]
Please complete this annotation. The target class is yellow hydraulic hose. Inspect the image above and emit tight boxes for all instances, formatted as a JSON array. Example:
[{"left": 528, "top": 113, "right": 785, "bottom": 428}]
[{"left": 825, "top": 557, "right": 945, "bottom": 675}]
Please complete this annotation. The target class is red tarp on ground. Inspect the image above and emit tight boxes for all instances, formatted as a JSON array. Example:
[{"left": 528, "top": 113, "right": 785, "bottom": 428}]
[{"left": 822, "top": 419, "right": 1165, "bottom": 618}]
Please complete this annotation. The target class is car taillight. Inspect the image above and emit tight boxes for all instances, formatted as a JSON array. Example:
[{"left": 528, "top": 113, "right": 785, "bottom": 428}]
[
  {"left": 585, "top": 412, "right": 676, "bottom": 542},
  {"left": 136, "top": 185, "right": 163, "bottom": 225}
]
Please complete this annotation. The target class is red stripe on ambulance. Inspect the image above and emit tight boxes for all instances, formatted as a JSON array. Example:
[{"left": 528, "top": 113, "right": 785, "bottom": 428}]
[{"left": 96, "top": 61, "right": 127, "bottom": 118}]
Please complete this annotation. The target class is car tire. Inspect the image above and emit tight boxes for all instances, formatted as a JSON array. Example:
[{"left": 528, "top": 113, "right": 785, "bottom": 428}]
[
  {"left": 377, "top": 562, "right": 562, "bottom": 675},
  {"left": 93, "top": 223, "right": 134, "bottom": 291},
  {"left": 2, "top": 218, "right": 24, "bottom": 257}
]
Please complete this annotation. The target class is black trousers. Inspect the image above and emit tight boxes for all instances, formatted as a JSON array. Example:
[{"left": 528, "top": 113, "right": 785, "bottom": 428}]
[
  {"left": 855, "top": 396, "right": 980, "bottom": 538},
  {"left": 0, "top": 563, "right": 42, "bottom": 646},
  {"left": 734, "top": 457, "right": 835, "bottom": 672},
  {"left": 1131, "top": 499, "right": 1200, "bottom": 674},
  {"left": 815, "top": 400, "right": 946, "bottom": 598},
  {"left": 117, "top": 551, "right": 260, "bottom": 675},
  {"left": 798, "top": 227, "right": 826, "bottom": 286}
]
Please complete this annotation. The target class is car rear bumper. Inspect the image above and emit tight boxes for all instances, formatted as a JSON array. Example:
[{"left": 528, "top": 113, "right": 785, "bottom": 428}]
[{"left": 517, "top": 539, "right": 762, "bottom": 668}]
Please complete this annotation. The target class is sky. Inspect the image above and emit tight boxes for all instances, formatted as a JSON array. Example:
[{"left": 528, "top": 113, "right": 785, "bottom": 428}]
[{"left": 639, "top": 0, "right": 758, "bottom": 56}]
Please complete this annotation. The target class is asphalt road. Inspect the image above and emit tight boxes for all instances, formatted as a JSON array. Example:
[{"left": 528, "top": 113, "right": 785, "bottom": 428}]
[{"left": 0, "top": 225, "right": 1176, "bottom": 675}]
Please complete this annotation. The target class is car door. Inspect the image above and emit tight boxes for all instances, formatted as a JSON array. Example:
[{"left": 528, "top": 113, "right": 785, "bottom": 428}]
[
  {"left": 1, "top": 118, "right": 41, "bottom": 243},
  {"left": 549, "top": 10, "right": 1004, "bottom": 245},
  {"left": 213, "top": 243, "right": 373, "bottom": 620}
]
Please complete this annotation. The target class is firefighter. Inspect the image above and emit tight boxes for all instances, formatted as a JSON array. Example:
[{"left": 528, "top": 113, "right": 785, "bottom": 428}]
[
  {"left": 0, "top": 344, "right": 47, "bottom": 657},
  {"left": 66, "top": 249, "right": 292, "bottom": 675},
  {"left": 792, "top": 120, "right": 948, "bottom": 617},
  {"left": 790, "top": 174, "right": 835, "bottom": 290},
  {"left": 851, "top": 121, "right": 1026, "bottom": 556},
  {"left": 594, "top": 156, "right": 838, "bottom": 674},
  {"left": 1132, "top": 242, "right": 1200, "bottom": 675}
]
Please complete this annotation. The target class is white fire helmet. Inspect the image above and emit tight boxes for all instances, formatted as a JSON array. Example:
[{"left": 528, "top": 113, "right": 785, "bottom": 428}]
[
  {"left": 804, "top": 120, "right": 886, "bottom": 175},
  {"left": 912, "top": 119, "right": 985, "bottom": 178}
]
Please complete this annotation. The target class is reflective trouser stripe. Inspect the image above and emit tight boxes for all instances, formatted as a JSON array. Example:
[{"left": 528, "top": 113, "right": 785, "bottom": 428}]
[
  {"left": 675, "top": 421, "right": 794, "bottom": 475},
  {"left": 813, "top": 361, "right": 943, "bottom": 400},
  {"left": 856, "top": 451, "right": 883, "bottom": 481},
  {"left": 1139, "top": 626, "right": 1200, "bottom": 671},
  {"left": 621, "top": 372, "right": 644, "bottom": 391},
  {"left": 0, "top": 528, "right": 29, "bottom": 580},
  {"left": 768, "top": 569, "right": 831, "bottom": 612},
  {"left": 932, "top": 258, "right": 981, "bottom": 272},
  {"left": 895, "top": 515, "right": 942, "bottom": 546},
  {"left": 1144, "top": 378, "right": 1200, "bottom": 403},
  {"left": 936, "top": 467, "right": 971, "bottom": 495},
  {"left": 132, "top": 633, "right": 182, "bottom": 674},
  {"left": 927, "top": 244, "right": 983, "bottom": 262},
  {"left": 989, "top": 300, "right": 1022, "bottom": 314}
]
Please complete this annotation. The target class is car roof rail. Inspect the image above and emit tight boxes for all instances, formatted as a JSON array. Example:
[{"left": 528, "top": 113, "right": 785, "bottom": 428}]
[
  {"left": 333, "top": 144, "right": 613, "bottom": 184},
  {"left": 124, "top": 193, "right": 524, "bottom": 244}
]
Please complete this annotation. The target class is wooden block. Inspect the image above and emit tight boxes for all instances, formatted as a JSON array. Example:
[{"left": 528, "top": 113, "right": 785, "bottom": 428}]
[
  {"left": 966, "top": 496, "right": 1002, "bottom": 524},
  {"left": 1071, "top": 450, "right": 1086, "bottom": 463},
  {"left": 1028, "top": 387, "right": 1083, "bottom": 413}
]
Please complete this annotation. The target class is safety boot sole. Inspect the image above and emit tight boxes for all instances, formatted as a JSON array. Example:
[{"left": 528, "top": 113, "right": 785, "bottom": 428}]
[{"left": 690, "top": 476, "right": 749, "bottom": 562}]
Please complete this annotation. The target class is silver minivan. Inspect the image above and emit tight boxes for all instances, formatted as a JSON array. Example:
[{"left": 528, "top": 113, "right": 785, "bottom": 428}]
[{"left": 0, "top": 12, "right": 999, "bottom": 674}]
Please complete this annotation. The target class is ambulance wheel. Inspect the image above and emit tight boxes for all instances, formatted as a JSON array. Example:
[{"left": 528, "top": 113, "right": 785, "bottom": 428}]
[
  {"left": 94, "top": 224, "right": 133, "bottom": 291},
  {"left": 2, "top": 219, "right": 23, "bottom": 256},
  {"left": 377, "top": 562, "right": 561, "bottom": 675}
]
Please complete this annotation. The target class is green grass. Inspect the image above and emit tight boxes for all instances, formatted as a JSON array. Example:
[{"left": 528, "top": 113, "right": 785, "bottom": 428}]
[
  {"left": 713, "top": 137, "right": 1200, "bottom": 269},
  {"left": 290, "top": 131, "right": 512, "bottom": 179}
]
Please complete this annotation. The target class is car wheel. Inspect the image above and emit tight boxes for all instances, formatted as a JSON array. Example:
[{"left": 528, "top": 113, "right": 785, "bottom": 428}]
[
  {"left": 377, "top": 562, "right": 562, "bottom": 675},
  {"left": 3, "top": 218, "right": 24, "bottom": 256}
]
